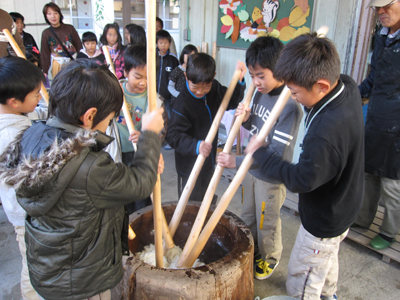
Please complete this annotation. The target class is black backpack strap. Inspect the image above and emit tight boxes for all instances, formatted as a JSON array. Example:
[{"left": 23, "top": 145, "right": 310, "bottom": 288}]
[{"left": 49, "top": 26, "right": 74, "bottom": 60}]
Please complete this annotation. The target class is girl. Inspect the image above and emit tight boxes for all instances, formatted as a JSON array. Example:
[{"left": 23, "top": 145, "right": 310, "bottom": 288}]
[
  {"left": 124, "top": 23, "right": 146, "bottom": 47},
  {"left": 100, "top": 23, "right": 126, "bottom": 79},
  {"left": 167, "top": 44, "right": 198, "bottom": 103}
]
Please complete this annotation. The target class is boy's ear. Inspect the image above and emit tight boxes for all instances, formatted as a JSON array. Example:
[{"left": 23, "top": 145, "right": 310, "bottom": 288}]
[
  {"left": 184, "top": 72, "right": 187, "bottom": 81},
  {"left": 124, "top": 69, "right": 128, "bottom": 78},
  {"left": 6, "top": 98, "right": 21, "bottom": 109},
  {"left": 315, "top": 79, "right": 331, "bottom": 94},
  {"left": 80, "top": 107, "right": 97, "bottom": 130}
]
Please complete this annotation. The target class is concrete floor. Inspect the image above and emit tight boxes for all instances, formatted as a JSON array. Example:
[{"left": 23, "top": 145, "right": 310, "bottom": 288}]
[{"left": 1, "top": 148, "right": 400, "bottom": 299}]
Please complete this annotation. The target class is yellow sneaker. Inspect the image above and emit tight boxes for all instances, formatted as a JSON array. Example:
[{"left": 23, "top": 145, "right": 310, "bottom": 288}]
[{"left": 254, "top": 259, "right": 279, "bottom": 280}]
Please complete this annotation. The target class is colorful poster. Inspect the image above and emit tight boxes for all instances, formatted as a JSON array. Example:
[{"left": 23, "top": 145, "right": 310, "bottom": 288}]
[{"left": 217, "top": 0, "right": 315, "bottom": 49}]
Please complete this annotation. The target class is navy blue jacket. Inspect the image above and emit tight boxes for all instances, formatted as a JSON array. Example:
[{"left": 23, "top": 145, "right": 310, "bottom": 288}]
[
  {"left": 167, "top": 79, "right": 245, "bottom": 178},
  {"left": 156, "top": 49, "right": 179, "bottom": 100}
]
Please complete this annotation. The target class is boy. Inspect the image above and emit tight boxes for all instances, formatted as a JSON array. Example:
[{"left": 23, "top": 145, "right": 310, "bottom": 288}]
[
  {"left": 106, "top": 44, "right": 167, "bottom": 214},
  {"left": 217, "top": 36, "right": 303, "bottom": 280},
  {"left": 246, "top": 33, "right": 364, "bottom": 300},
  {"left": 156, "top": 17, "right": 177, "bottom": 55},
  {"left": 166, "top": 53, "right": 246, "bottom": 202},
  {"left": 0, "top": 56, "right": 46, "bottom": 300},
  {"left": 156, "top": 29, "right": 179, "bottom": 121},
  {"left": 0, "top": 59, "right": 164, "bottom": 300},
  {"left": 77, "top": 31, "right": 105, "bottom": 63}
]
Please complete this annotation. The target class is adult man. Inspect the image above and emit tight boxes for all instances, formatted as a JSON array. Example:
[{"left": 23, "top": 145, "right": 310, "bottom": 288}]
[{"left": 354, "top": 0, "right": 400, "bottom": 250}]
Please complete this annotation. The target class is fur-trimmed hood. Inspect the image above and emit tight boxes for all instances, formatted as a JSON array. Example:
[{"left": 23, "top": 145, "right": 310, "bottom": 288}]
[{"left": 0, "top": 117, "right": 113, "bottom": 216}]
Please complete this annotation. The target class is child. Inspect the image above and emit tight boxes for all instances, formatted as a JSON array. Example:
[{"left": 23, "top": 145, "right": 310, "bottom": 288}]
[
  {"left": 100, "top": 22, "right": 126, "bottom": 79},
  {"left": 0, "top": 56, "right": 47, "bottom": 300},
  {"left": 156, "top": 17, "right": 177, "bottom": 55},
  {"left": 217, "top": 36, "right": 303, "bottom": 280},
  {"left": 0, "top": 59, "right": 164, "bottom": 300},
  {"left": 166, "top": 53, "right": 246, "bottom": 202},
  {"left": 246, "top": 33, "right": 364, "bottom": 300},
  {"left": 156, "top": 29, "right": 179, "bottom": 120},
  {"left": 124, "top": 23, "right": 146, "bottom": 47},
  {"left": 168, "top": 44, "right": 198, "bottom": 103},
  {"left": 106, "top": 44, "right": 168, "bottom": 214},
  {"left": 77, "top": 31, "right": 105, "bottom": 63}
]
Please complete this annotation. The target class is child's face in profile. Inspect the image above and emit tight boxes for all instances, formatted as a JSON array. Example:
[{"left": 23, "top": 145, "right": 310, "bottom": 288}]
[
  {"left": 287, "top": 83, "right": 320, "bottom": 109},
  {"left": 157, "top": 38, "right": 170, "bottom": 56},
  {"left": 84, "top": 41, "right": 97, "bottom": 56},
  {"left": 248, "top": 64, "right": 282, "bottom": 94},
  {"left": 124, "top": 65, "right": 147, "bottom": 95},
  {"left": 156, "top": 21, "right": 163, "bottom": 32},
  {"left": 124, "top": 28, "right": 130, "bottom": 44},
  {"left": 106, "top": 28, "right": 118, "bottom": 46},
  {"left": 187, "top": 80, "right": 213, "bottom": 98},
  {"left": 18, "top": 84, "right": 42, "bottom": 114}
]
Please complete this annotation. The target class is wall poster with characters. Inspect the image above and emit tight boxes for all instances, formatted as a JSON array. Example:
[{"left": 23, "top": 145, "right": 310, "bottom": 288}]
[{"left": 217, "top": 0, "right": 315, "bottom": 49}]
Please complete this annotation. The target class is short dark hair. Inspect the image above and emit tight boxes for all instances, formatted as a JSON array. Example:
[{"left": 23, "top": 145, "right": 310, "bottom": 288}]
[
  {"left": 48, "top": 60, "right": 123, "bottom": 128},
  {"left": 0, "top": 56, "right": 45, "bottom": 105},
  {"left": 156, "top": 17, "right": 163, "bottom": 29},
  {"left": 274, "top": 33, "right": 341, "bottom": 91},
  {"left": 186, "top": 53, "right": 216, "bottom": 84},
  {"left": 246, "top": 36, "right": 283, "bottom": 72},
  {"left": 179, "top": 44, "right": 198, "bottom": 65},
  {"left": 43, "top": 2, "right": 64, "bottom": 26},
  {"left": 9, "top": 12, "right": 24, "bottom": 24},
  {"left": 82, "top": 31, "right": 97, "bottom": 44},
  {"left": 125, "top": 23, "right": 146, "bottom": 45},
  {"left": 124, "top": 44, "right": 146, "bottom": 73},
  {"left": 100, "top": 23, "right": 123, "bottom": 52},
  {"left": 156, "top": 29, "right": 171, "bottom": 44}
]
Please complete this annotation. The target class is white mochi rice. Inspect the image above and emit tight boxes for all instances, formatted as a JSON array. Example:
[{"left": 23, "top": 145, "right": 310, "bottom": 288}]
[{"left": 136, "top": 244, "right": 205, "bottom": 269}]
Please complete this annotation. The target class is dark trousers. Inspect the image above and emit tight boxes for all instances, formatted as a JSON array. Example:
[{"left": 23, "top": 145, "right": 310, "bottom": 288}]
[
  {"left": 122, "top": 151, "right": 152, "bottom": 215},
  {"left": 177, "top": 171, "right": 217, "bottom": 204}
]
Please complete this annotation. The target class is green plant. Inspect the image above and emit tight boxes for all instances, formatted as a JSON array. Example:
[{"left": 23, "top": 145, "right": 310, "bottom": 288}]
[{"left": 95, "top": 0, "right": 104, "bottom": 22}]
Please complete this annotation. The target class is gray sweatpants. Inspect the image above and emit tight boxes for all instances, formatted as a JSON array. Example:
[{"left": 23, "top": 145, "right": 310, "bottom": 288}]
[
  {"left": 241, "top": 172, "right": 286, "bottom": 264},
  {"left": 355, "top": 172, "right": 400, "bottom": 238}
]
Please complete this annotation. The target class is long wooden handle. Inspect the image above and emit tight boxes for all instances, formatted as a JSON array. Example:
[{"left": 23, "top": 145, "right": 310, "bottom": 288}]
[
  {"left": 183, "top": 26, "right": 329, "bottom": 267},
  {"left": 184, "top": 86, "right": 292, "bottom": 267},
  {"left": 168, "top": 69, "right": 242, "bottom": 238},
  {"left": 102, "top": 45, "right": 137, "bottom": 241},
  {"left": 3, "top": 29, "right": 49, "bottom": 104},
  {"left": 212, "top": 42, "right": 217, "bottom": 60},
  {"left": 177, "top": 83, "right": 255, "bottom": 267},
  {"left": 102, "top": 45, "right": 137, "bottom": 152},
  {"left": 146, "top": 0, "right": 164, "bottom": 268}
]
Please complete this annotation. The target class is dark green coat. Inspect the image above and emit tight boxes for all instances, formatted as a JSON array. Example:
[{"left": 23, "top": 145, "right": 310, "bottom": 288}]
[{"left": 0, "top": 117, "right": 160, "bottom": 300}]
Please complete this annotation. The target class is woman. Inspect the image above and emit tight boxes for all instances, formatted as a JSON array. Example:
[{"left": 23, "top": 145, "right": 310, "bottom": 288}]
[
  {"left": 40, "top": 2, "right": 82, "bottom": 76},
  {"left": 9, "top": 12, "right": 38, "bottom": 53}
]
